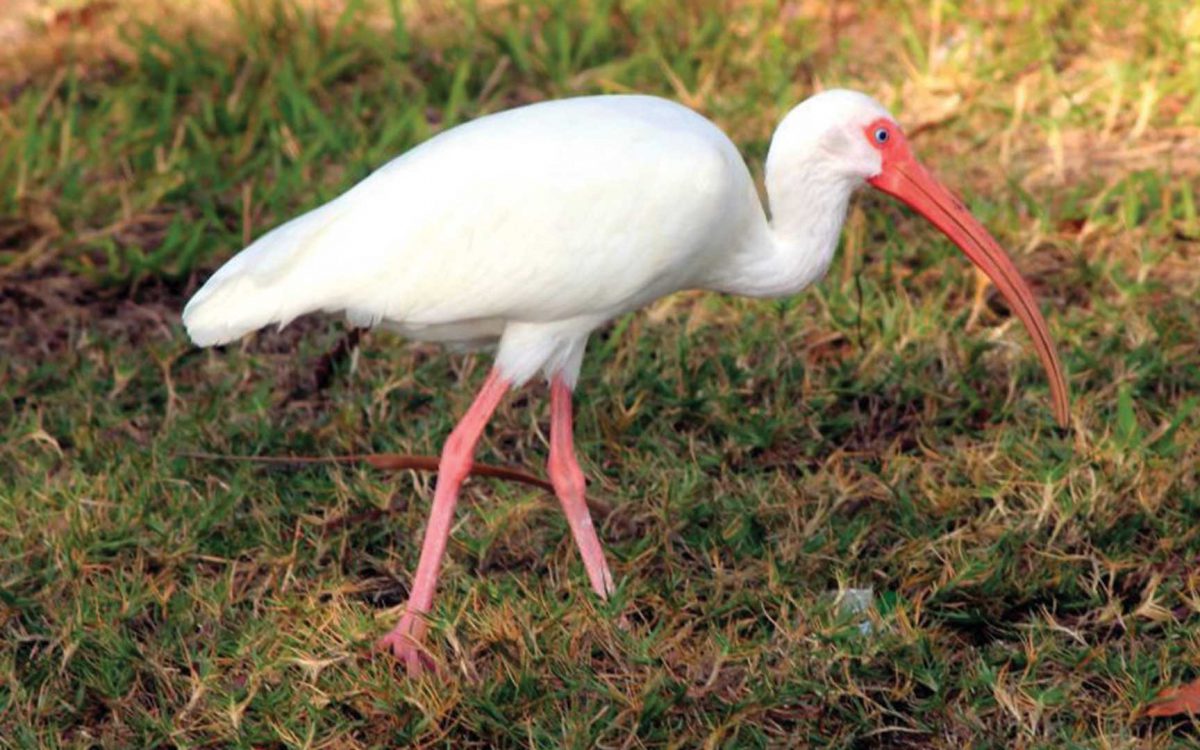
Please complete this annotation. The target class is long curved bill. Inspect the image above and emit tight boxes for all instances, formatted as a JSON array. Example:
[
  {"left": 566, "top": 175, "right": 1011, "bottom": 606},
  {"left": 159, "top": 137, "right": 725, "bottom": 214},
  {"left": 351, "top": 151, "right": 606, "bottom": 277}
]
[{"left": 869, "top": 149, "right": 1070, "bottom": 428}]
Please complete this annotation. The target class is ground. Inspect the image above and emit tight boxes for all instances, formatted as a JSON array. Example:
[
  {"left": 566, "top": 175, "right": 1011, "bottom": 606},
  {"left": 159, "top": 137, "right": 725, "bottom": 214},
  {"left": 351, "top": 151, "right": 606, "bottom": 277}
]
[{"left": 2, "top": 1, "right": 1200, "bottom": 747}]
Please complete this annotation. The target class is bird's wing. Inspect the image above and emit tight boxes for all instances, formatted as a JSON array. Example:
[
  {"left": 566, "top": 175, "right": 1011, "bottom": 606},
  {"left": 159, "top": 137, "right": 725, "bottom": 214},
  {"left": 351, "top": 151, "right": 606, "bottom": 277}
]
[{"left": 183, "top": 96, "right": 756, "bottom": 347}]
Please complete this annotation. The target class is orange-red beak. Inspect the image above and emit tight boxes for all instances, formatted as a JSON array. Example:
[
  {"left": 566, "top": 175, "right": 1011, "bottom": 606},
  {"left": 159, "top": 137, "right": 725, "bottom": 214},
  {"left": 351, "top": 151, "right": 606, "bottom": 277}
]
[{"left": 866, "top": 122, "right": 1070, "bottom": 427}]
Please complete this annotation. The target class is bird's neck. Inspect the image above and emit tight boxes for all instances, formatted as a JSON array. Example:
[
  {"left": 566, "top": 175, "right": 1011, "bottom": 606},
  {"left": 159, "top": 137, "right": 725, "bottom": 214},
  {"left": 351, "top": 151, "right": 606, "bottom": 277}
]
[{"left": 706, "top": 152, "right": 857, "bottom": 299}]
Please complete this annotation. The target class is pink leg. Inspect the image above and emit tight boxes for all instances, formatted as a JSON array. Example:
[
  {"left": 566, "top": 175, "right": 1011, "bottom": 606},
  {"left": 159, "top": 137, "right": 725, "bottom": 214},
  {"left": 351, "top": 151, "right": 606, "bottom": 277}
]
[
  {"left": 548, "top": 377, "right": 615, "bottom": 599},
  {"left": 379, "top": 369, "right": 509, "bottom": 676}
]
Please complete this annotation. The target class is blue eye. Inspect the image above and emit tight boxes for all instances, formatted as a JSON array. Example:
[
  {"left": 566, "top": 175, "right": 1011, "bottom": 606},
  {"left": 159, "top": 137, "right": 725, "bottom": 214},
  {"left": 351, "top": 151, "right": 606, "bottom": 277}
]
[{"left": 873, "top": 127, "right": 890, "bottom": 144}]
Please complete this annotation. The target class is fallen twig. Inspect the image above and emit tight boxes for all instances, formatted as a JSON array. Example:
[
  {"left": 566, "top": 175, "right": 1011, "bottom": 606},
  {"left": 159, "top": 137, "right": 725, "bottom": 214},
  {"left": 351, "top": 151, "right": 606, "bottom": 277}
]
[
  {"left": 178, "top": 450, "right": 553, "bottom": 490},
  {"left": 178, "top": 450, "right": 617, "bottom": 531}
]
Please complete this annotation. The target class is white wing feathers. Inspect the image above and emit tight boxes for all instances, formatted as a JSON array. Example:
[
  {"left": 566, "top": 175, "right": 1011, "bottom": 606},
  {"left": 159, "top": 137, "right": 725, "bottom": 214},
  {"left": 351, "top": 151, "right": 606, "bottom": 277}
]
[
  {"left": 182, "top": 96, "right": 753, "bottom": 356},
  {"left": 182, "top": 198, "right": 351, "bottom": 346}
]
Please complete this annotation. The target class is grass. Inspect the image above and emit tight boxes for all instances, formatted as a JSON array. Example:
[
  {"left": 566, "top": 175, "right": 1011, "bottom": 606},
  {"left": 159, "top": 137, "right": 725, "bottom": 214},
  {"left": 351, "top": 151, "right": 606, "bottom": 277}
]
[{"left": 2, "top": 0, "right": 1199, "bottom": 746}]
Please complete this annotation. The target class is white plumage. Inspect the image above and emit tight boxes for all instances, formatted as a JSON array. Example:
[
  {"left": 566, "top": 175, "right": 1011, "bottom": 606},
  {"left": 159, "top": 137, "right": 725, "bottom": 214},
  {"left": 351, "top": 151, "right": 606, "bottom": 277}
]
[{"left": 183, "top": 92, "right": 889, "bottom": 386}]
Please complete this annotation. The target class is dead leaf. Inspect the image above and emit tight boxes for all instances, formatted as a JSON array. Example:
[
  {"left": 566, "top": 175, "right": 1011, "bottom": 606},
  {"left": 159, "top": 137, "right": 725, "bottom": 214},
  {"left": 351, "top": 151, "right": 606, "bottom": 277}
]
[{"left": 1145, "top": 677, "right": 1200, "bottom": 718}]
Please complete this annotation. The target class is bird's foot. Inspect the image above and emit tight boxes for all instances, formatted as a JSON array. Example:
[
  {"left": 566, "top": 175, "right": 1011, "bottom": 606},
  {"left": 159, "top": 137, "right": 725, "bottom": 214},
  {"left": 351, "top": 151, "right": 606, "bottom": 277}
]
[
  {"left": 616, "top": 611, "right": 633, "bottom": 632},
  {"left": 377, "top": 612, "right": 438, "bottom": 677}
]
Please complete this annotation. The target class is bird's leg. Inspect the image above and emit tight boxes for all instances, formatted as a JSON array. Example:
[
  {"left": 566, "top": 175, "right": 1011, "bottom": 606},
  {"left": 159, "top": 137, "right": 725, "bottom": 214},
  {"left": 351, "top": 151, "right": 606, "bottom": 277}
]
[
  {"left": 547, "top": 376, "right": 615, "bottom": 599},
  {"left": 378, "top": 369, "right": 510, "bottom": 676}
]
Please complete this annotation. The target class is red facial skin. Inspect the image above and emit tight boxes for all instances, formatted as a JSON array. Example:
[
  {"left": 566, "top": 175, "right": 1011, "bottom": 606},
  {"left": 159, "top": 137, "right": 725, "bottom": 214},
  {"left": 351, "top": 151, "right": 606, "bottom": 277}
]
[{"left": 862, "top": 118, "right": 1070, "bottom": 427}]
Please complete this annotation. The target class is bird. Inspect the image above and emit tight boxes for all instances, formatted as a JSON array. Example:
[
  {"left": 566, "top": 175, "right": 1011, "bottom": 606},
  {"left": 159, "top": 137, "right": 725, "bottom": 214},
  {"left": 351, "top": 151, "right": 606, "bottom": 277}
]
[{"left": 182, "top": 89, "right": 1070, "bottom": 676}]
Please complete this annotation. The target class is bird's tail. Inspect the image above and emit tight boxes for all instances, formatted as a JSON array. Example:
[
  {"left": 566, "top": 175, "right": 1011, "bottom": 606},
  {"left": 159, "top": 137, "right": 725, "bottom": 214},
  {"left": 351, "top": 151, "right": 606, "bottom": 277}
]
[{"left": 182, "top": 201, "right": 344, "bottom": 347}]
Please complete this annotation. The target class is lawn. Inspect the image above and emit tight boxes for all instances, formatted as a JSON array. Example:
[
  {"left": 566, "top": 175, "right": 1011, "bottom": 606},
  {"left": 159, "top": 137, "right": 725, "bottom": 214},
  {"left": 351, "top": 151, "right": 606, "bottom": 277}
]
[{"left": 2, "top": 0, "right": 1199, "bottom": 746}]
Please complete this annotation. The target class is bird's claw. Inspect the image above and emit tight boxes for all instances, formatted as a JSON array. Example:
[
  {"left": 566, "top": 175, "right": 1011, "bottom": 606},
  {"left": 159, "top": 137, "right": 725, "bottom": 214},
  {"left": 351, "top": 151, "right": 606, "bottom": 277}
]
[{"left": 378, "top": 613, "right": 439, "bottom": 677}]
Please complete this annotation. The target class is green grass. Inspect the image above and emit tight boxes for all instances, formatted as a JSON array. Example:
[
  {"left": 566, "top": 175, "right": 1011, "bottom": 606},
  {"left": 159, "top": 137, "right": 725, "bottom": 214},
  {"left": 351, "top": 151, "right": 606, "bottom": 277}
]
[{"left": 2, "top": 0, "right": 1200, "bottom": 746}]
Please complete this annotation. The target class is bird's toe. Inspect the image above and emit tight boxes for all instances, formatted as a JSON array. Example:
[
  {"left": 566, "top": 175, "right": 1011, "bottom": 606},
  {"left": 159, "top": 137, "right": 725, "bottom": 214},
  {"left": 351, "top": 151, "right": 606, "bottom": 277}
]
[{"left": 378, "top": 622, "right": 439, "bottom": 677}]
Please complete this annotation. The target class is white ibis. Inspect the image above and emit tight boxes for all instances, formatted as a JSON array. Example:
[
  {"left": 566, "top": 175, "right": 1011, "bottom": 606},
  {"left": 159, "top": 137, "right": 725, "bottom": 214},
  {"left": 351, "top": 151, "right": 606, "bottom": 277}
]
[{"left": 183, "top": 90, "right": 1070, "bottom": 675}]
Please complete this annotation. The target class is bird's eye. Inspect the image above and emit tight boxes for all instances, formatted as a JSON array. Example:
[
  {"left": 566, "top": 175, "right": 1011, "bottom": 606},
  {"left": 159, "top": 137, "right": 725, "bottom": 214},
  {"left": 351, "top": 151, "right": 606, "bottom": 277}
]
[{"left": 873, "top": 127, "right": 890, "bottom": 144}]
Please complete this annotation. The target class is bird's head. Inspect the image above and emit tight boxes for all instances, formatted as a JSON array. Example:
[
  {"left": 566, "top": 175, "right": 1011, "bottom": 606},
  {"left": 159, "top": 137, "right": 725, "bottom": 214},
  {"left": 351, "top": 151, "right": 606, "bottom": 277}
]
[{"left": 773, "top": 89, "right": 1070, "bottom": 427}]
